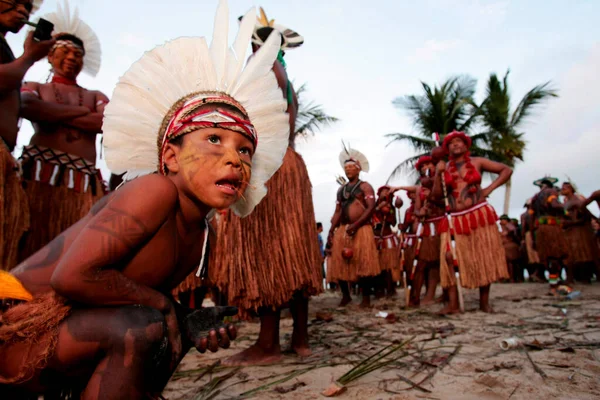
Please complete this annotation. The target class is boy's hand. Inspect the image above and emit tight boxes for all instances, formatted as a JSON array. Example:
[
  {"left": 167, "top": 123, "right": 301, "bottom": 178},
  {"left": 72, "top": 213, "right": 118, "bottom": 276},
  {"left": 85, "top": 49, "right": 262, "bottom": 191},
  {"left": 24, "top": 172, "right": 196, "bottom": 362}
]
[{"left": 184, "top": 306, "right": 238, "bottom": 353}]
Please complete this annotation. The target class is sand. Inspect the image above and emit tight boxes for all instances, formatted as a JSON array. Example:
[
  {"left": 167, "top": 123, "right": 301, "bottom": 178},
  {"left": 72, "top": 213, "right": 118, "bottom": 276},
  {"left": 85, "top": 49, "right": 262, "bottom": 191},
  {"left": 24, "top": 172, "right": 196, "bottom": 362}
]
[{"left": 165, "top": 283, "right": 600, "bottom": 399}]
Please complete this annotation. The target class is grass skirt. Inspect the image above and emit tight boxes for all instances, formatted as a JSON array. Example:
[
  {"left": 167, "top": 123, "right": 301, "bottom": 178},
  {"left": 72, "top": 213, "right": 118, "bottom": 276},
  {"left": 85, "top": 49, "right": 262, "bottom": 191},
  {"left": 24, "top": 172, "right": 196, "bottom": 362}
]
[
  {"left": 439, "top": 203, "right": 508, "bottom": 289},
  {"left": 534, "top": 224, "right": 568, "bottom": 264},
  {"left": 564, "top": 224, "right": 598, "bottom": 263},
  {"left": 210, "top": 148, "right": 323, "bottom": 314},
  {"left": 18, "top": 148, "right": 105, "bottom": 261},
  {"left": 525, "top": 231, "right": 540, "bottom": 264},
  {"left": 0, "top": 144, "right": 29, "bottom": 270},
  {"left": 376, "top": 234, "right": 399, "bottom": 271},
  {"left": 0, "top": 291, "right": 70, "bottom": 385},
  {"left": 328, "top": 224, "right": 381, "bottom": 283},
  {"left": 420, "top": 236, "right": 441, "bottom": 263}
]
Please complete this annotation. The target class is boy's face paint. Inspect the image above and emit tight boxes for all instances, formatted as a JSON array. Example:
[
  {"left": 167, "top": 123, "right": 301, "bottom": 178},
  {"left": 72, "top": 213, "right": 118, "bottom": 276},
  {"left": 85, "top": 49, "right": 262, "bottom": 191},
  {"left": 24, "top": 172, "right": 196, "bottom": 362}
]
[{"left": 176, "top": 127, "right": 253, "bottom": 210}]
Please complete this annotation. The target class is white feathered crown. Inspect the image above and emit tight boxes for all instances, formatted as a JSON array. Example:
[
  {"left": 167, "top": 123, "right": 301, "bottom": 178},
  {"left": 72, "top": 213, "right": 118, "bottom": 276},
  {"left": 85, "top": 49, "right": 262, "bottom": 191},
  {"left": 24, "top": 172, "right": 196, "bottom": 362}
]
[
  {"left": 102, "top": 0, "right": 289, "bottom": 218},
  {"left": 339, "top": 142, "right": 370, "bottom": 173},
  {"left": 36, "top": 0, "right": 101, "bottom": 77}
]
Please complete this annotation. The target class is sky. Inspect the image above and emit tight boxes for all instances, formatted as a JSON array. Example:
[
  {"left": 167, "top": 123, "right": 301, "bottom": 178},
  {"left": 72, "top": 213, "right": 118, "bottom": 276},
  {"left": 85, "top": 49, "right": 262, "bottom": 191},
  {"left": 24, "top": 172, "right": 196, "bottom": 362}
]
[{"left": 7, "top": 0, "right": 600, "bottom": 235}]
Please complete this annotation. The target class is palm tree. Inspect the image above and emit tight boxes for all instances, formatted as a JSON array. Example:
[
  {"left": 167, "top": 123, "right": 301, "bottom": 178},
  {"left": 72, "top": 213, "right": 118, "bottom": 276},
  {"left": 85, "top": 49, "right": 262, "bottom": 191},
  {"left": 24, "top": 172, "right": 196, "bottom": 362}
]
[
  {"left": 294, "top": 83, "right": 339, "bottom": 138},
  {"left": 385, "top": 76, "right": 497, "bottom": 181},
  {"left": 477, "top": 70, "right": 558, "bottom": 214}
]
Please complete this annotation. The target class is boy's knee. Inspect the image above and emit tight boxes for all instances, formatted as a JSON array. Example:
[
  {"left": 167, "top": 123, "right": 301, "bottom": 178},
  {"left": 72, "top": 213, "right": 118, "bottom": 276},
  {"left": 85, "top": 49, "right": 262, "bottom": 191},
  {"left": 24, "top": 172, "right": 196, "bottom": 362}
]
[{"left": 114, "top": 306, "right": 167, "bottom": 350}]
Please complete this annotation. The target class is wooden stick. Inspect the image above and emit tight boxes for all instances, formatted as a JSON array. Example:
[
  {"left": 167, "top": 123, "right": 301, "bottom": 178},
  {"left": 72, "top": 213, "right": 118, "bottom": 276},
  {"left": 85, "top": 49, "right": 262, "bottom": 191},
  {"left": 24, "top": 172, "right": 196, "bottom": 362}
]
[{"left": 523, "top": 348, "right": 547, "bottom": 379}]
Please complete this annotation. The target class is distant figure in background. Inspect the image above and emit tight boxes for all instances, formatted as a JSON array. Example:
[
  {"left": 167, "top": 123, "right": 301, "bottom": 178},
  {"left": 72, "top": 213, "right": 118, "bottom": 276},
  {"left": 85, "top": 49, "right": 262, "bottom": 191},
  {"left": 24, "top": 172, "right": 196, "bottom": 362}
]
[
  {"left": 530, "top": 177, "right": 569, "bottom": 294},
  {"left": 327, "top": 146, "right": 380, "bottom": 308},
  {"left": 373, "top": 185, "right": 400, "bottom": 298},
  {"left": 500, "top": 215, "right": 522, "bottom": 282},
  {"left": 317, "top": 222, "right": 326, "bottom": 285},
  {"left": 562, "top": 182, "right": 598, "bottom": 283}
]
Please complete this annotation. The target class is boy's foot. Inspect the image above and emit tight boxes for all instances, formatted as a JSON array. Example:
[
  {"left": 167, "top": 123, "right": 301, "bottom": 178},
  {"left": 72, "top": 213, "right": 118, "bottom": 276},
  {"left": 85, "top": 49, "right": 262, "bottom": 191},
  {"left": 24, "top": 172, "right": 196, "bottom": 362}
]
[{"left": 222, "top": 344, "right": 282, "bottom": 366}]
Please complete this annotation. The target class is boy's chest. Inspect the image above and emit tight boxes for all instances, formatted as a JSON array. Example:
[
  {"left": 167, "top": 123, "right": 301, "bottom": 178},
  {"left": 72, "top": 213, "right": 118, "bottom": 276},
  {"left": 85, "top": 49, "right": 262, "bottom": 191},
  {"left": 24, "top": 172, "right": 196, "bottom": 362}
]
[{"left": 123, "top": 218, "right": 206, "bottom": 291}]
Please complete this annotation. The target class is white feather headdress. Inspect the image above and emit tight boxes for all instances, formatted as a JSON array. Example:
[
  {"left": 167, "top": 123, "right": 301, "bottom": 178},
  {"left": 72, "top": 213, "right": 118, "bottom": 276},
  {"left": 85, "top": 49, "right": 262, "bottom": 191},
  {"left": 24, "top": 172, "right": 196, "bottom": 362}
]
[
  {"left": 339, "top": 143, "right": 370, "bottom": 173},
  {"left": 32, "top": 0, "right": 43, "bottom": 13},
  {"left": 252, "top": 7, "right": 304, "bottom": 50},
  {"left": 102, "top": 0, "right": 289, "bottom": 218},
  {"left": 36, "top": 0, "right": 101, "bottom": 77}
]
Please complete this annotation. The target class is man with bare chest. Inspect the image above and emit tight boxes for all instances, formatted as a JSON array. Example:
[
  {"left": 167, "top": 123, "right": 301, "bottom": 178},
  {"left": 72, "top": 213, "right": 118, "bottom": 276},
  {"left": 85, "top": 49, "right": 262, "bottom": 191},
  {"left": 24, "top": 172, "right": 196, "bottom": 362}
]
[
  {"left": 327, "top": 147, "right": 380, "bottom": 308},
  {"left": 0, "top": 0, "right": 53, "bottom": 270},
  {"left": 433, "top": 131, "right": 511, "bottom": 313},
  {"left": 561, "top": 182, "right": 598, "bottom": 283},
  {"left": 18, "top": 4, "right": 108, "bottom": 260},
  {"left": 0, "top": 4, "right": 290, "bottom": 396},
  {"left": 373, "top": 185, "right": 400, "bottom": 297}
]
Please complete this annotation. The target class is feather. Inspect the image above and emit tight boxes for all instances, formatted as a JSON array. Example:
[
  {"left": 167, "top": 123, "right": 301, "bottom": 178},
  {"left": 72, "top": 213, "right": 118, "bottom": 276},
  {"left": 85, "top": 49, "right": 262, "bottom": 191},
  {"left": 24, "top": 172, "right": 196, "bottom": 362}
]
[
  {"left": 227, "top": 7, "right": 255, "bottom": 84},
  {"left": 230, "top": 29, "right": 280, "bottom": 95},
  {"left": 210, "top": 0, "right": 229, "bottom": 90}
]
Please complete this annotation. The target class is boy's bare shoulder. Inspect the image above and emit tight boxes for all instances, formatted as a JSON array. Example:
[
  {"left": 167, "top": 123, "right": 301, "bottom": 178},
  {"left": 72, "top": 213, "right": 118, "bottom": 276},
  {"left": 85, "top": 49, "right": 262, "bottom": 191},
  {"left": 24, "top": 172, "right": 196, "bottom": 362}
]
[{"left": 105, "top": 175, "right": 179, "bottom": 215}]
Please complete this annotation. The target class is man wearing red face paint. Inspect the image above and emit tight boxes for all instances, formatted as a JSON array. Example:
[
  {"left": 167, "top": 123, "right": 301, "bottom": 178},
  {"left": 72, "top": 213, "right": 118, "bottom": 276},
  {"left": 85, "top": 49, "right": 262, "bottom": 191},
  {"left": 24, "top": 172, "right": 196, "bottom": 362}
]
[
  {"left": 433, "top": 131, "right": 511, "bottom": 313},
  {"left": 0, "top": 0, "right": 53, "bottom": 270},
  {"left": 0, "top": 2, "right": 288, "bottom": 397},
  {"left": 327, "top": 146, "right": 380, "bottom": 308},
  {"left": 18, "top": 2, "right": 108, "bottom": 260}
]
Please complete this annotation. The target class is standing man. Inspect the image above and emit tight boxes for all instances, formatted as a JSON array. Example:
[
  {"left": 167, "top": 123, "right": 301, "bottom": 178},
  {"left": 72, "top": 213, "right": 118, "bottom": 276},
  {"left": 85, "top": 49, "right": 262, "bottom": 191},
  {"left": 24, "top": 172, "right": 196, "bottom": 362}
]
[
  {"left": 433, "top": 131, "right": 511, "bottom": 313},
  {"left": 373, "top": 186, "right": 400, "bottom": 297},
  {"left": 521, "top": 199, "right": 544, "bottom": 282},
  {"left": 317, "top": 222, "right": 326, "bottom": 286},
  {"left": 211, "top": 8, "right": 323, "bottom": 366},
  {"left": 500, "top": 215, "right": 522, "bottom": 282},
  {"left": 327, "top": 146, "right": 380, "bottom": 308},
  {"left": 530, "top": 177, "right": 569, "bottom": 293},
  {"left": 0, "top": 0, "right": 53, "bottom": 270},
  {"left": 562, "top": 182, "right": 598, "bottom": 283},
  {"left": 19, "top": 2, "right": 108, "bottom": 260}
]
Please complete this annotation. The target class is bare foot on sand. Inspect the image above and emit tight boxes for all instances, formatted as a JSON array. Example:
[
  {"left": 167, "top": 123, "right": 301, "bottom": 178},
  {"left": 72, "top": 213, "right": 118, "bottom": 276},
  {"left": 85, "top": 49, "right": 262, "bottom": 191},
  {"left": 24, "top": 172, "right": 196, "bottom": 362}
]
[
  {"left": 437, "top": 305, "right": 461, "bottom": 315},
  {"left": 339, "top": 296, "right": 352, "bottom": 307},
  {"left": 479, "top": 304, "right": 495, "bottom": 313},
  {"left": 420, "top": 298, "right": 435, "bottom": 306},
  {"left": 359, "top": 298, "right": 372, "bottom": 309},
  {"left": 291, "top": 332, "right": 312, "bottom": 357},
  {"left": 222, "top": 344, "right": 282, "bottom": 366}
]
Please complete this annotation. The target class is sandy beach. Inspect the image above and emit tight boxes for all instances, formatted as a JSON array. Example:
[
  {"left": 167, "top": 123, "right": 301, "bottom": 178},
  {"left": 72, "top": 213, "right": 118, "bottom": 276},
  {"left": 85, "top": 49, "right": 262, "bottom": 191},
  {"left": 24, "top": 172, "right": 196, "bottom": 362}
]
[{"left": 165, "top": 283, "right": 600, "bottom": 400}]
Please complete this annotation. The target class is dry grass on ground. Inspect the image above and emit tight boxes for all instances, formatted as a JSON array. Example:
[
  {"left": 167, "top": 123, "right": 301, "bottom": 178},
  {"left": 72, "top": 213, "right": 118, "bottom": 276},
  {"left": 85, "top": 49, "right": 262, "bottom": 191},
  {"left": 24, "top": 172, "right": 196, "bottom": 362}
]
[{"left": 165, "top": 283, "right": 600, "bottom": 400}]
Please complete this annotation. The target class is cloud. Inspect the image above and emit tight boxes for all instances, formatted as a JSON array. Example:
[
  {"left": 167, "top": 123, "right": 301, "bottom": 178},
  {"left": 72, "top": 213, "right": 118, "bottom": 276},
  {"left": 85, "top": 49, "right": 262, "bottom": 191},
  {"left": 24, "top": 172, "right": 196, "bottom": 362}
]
[
  {"left": 407, "top": 39, "right": 463, "bottom": 63},
  {"left": 117, "top": 32, "right": 150, "bottom": 49}
]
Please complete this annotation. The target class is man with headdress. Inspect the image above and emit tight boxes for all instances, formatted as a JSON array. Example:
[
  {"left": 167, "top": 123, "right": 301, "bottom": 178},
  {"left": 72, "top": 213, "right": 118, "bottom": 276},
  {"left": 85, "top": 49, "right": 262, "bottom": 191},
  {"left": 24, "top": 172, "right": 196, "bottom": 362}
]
[
  {"left": 0, "top": 0, "right": 53, "bottom": 270},
  {"left": 561, "top": 181, "right": 598, "bottom": 283},
  {"left": 327, "top": 146, "right": 380, "bottom": 308},
  {"left": 208, "top": 8, "right": 323, "bottom": 366},
  {"left": 410, "top": 156, "right": 444, "bottom": 306},
  {"left": 0, "top": 1, "right": 287, "bottom": 396},
  {"left": 18, "top": 1, "right": 108, "bottom": 261},
  {"left": 373, "top": 185, "right": 400, "bottom": 297},
  {"left": 529, "top": 177, "right": 569, "bottom": 293},
  {"left": 433, "top": 131, "right": 511, "bottom": 313}
]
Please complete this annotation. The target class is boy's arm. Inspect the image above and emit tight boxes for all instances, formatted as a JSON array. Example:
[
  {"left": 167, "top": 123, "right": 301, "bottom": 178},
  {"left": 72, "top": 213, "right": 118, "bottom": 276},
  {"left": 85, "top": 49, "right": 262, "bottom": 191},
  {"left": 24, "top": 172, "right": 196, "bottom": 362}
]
[{"left": 50, "top": 175, "right": 182, "bottom": 366}]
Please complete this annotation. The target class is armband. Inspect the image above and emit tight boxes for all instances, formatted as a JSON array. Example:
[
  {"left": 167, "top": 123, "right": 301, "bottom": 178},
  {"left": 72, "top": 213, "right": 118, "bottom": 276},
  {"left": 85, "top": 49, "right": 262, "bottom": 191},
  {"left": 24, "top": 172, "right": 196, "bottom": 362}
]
[
  {"left": 365, "top": 195, "right": 375, "bottom": 200},
  {"left": 20, "top": 88, "right": 40, "bottom": 97},
  {"left": 547, "top": 195, "right": 557, "bottom": 203},
  {"left": 96, "top": 100, "right": 108, "bottom": 107}
]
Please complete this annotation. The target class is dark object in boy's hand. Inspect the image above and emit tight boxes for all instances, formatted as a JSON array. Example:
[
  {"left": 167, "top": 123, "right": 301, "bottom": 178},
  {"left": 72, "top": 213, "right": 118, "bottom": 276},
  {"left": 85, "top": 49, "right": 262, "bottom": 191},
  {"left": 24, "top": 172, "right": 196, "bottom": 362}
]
[{"left": 184, "top": 306, "right": 238, "bottom": 353}]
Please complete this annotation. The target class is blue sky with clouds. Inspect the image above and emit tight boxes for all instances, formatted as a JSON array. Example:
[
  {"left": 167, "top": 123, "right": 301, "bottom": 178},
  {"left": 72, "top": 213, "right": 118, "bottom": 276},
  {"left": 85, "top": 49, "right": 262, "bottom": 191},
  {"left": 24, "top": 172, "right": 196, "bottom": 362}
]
[{"left": 7, "top": 0, "right": 600, "bottom": 234}]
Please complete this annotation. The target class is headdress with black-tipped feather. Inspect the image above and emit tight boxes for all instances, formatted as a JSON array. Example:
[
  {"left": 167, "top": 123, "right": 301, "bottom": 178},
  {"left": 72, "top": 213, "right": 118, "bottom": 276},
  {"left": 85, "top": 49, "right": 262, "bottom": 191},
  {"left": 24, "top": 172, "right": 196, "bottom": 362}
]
[{"left": 339, "top": 141, "right": 369, "bottom": 172}]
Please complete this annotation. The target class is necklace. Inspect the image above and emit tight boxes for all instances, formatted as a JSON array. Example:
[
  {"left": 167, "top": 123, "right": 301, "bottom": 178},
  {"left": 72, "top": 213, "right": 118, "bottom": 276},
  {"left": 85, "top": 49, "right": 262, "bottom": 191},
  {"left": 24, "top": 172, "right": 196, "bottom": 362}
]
[
  {"left": 52, "top": 82, "right": 85, "bottom": 142},
  {"left": 343, "top": 180, "right": 361, "bottom": 200}
]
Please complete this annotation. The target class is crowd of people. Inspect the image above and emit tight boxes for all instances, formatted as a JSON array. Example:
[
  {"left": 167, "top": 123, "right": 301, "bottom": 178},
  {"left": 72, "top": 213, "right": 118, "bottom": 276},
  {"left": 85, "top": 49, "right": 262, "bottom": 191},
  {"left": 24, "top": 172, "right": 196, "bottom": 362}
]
[
  {"left": 318, "top": 149, "right": 599, "bottom": 315},
  {"left": 0, "top": 1, "right": 597, "bottom": 399}
]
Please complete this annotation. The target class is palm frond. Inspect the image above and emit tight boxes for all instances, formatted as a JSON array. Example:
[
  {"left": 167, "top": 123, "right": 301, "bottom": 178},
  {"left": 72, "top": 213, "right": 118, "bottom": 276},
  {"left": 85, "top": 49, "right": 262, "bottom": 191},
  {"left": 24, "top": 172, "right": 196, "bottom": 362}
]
[
  {"left": 294, "top": 83, "right": 339, "bottom": 137},
  {"left": 386, "top": 153, "right": 425, "bottom": 183},
  {"left": 510, "top": 82, "right": 558, "bottom": 128},
  {"left": 384, "top": 133, "right": 434, "bottom": 151}
]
